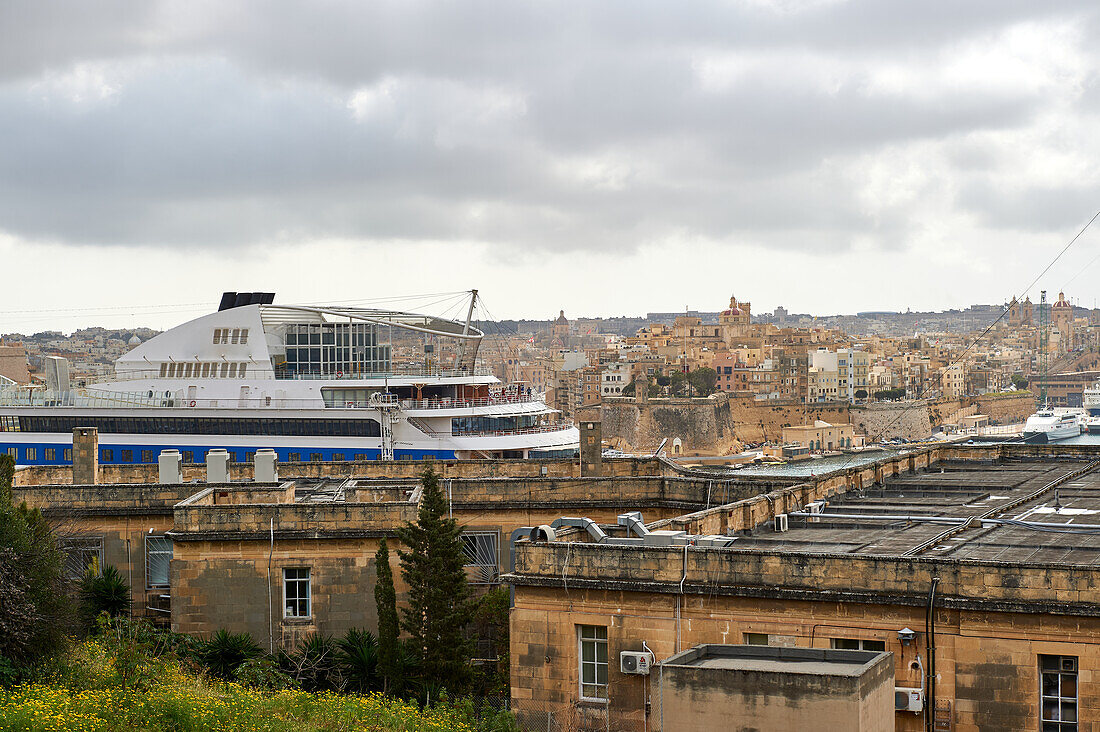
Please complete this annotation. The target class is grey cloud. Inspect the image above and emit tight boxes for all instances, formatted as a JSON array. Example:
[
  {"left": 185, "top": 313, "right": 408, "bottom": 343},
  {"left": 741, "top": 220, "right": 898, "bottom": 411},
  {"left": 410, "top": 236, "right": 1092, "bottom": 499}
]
[{"left": 0, "top": 0, "right": 1097, "bottom": 256}]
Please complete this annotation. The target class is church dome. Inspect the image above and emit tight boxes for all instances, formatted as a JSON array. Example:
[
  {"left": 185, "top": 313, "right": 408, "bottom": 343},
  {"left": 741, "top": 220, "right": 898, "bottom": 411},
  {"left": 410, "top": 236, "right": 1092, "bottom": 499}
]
[
  {"left": 1053, "top": 292, "right": 1072, "bottom": 309},
  {"left": 721, "top": 296, "right": 742, "bottom": 316},
  {"left": 555, "top": 310, "right": 569, "bottom": 325}
]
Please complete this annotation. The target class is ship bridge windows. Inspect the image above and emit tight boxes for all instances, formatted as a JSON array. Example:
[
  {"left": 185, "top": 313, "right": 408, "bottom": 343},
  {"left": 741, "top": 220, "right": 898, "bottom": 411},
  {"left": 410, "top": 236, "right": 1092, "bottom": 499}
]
[{"left": 283, "top": 323, "right": 391, "bottom": 377}]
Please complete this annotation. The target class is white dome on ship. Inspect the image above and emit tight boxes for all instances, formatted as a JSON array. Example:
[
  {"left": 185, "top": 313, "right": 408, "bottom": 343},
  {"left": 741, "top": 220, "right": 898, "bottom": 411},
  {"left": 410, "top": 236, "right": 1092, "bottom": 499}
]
[{"left": 128, "top": 335, "right": 142, "bottom": 346}]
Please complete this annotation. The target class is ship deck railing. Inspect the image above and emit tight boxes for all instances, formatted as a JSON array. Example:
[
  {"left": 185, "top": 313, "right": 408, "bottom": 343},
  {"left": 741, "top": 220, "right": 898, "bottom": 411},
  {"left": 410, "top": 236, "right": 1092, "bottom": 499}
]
[
  {"left": 415, "top": 422, "right": 578, "bottom": 438},
  {"left": 0, "top": 388, "right": 169, "bottom": 409},
  {"left": 401, "top": 394, "right": 543, "bottom": 410},
  {"left": 87, "top": 364, "right": 496, "bottom": 384}
]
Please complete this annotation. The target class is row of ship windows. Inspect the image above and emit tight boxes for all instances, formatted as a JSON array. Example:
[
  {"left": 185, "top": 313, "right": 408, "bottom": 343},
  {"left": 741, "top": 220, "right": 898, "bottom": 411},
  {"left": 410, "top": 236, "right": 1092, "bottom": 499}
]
[
  {"left": 7, "top": 447, "right": 387, "bottom": 463},
  {"left": 1, "top": 416, "right": 381, "bottom": 437},
  {"left": 160, "top": 362, "right": 249, "bottom": 378},
  {"left": 212, "top": 328, "right": 249, "bottom": 345},
  {"left": 6, "top": 447, "right": 74, "bottom": 461}
]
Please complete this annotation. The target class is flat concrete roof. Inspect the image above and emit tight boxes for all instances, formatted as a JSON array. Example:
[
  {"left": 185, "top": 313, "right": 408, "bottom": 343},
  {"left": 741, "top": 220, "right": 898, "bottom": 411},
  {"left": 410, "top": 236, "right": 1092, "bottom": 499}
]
[
  {"left": 662, "top": 644, "right": 887, "bottom": 678},
  {"left": 735, "top": 457, "right": 1100, "bottom": 563}
]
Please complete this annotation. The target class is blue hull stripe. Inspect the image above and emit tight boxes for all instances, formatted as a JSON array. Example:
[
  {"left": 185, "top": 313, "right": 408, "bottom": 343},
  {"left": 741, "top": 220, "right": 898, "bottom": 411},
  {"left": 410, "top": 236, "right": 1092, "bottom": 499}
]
[{"left": 0, "top": 441, "right": 455, "bottom": 466}]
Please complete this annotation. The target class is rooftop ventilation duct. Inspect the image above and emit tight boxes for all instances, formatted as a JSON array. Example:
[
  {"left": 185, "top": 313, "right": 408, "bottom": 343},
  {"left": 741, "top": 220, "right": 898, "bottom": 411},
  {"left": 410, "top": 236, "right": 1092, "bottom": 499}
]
[
  {"left": 158, "top": 449, "right": 182, "bottom": 485},
  {"left": 254, "top": 449, "right": 278, "bottom": 483},
  {"left": 206, "top": 448, "right": 230, "bottom": 483}
]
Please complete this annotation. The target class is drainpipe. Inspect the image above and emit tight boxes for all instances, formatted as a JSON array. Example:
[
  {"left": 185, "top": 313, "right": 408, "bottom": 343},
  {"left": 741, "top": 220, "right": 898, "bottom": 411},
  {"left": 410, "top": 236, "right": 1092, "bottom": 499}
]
[
  {"left": 925, "top": 577, "right": 939, "bottom": 732},
  {"left": 507, "top": 527, "right": 535, "bottom": 608}
]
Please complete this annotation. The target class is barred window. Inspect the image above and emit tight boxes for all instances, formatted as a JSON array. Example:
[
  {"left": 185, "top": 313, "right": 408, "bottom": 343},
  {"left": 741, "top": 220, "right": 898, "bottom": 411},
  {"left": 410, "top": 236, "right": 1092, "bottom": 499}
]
[
  {"left": 283, "top": 568, "right": 310, "bottom": 618},
  {"left": 461, "top": 531, "right": 500, "bottom": 584},
  {"left": 146, "top": 535, "right": 172, "bottom": 588},
  {"left": 62, "top": 537, "right": 104, "bottom": 583}
]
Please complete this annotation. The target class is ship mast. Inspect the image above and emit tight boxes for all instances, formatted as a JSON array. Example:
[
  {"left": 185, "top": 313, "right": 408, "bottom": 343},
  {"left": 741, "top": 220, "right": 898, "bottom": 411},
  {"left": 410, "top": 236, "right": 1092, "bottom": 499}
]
[{"left": 455, "top": 289, "right": 478, "bottom": 371}]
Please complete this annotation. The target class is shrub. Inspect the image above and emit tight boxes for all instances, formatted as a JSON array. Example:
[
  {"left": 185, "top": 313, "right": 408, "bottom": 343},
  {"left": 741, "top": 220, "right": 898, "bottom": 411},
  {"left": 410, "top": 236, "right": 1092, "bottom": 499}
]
[
  {"left": 195, "top": 629, "right": 263, "bottom": 680},
  {"left": 79, "top": 564, "right": 131, "bottom": 632},
  {"left": 337, "top": 627, "right": 379, "bottom": 693},
  {"left": 281, "top": 633, "right": 343, "bottom": 692},
  {"left": 233, "top": 656, "right": 297, "bottom": 690},
  {"left": 0, "top": 454, "right": 70, "bottom": 674}
]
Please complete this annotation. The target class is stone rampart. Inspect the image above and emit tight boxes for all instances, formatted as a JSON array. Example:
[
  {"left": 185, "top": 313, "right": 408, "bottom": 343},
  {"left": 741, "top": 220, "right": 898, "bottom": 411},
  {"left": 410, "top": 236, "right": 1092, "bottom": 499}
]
[{"left": 13, "top": 456, "right": 671, "bottom": 487}]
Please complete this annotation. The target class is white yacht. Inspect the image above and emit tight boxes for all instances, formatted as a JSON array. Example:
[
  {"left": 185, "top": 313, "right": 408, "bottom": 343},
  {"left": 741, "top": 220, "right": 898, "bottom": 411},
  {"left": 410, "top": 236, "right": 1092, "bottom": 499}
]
[
  {"left": 1022, "top": 409, "right": 1081, "bottom": 442},
  {"left": 0, "top": 291, "right": 579, "bottom": 465}
]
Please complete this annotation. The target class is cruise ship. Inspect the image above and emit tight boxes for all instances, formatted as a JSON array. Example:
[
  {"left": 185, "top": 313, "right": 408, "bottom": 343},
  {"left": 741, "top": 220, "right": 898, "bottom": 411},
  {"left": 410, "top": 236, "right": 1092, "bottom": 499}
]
[{"left": 0, "top": 292, "right": 579, "bottom": 465}]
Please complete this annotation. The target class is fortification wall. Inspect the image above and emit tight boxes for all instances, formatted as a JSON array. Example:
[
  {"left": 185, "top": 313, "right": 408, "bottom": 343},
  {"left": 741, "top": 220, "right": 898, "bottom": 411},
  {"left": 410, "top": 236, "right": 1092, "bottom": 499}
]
[{"left": 973, "top": 392, "right": 1033, "bottom": 424}]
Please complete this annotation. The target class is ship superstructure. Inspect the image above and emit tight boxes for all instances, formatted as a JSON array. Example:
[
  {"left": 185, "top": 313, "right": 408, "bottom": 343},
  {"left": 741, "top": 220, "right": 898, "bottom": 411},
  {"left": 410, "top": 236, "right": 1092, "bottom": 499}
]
[{"left": 0, "top": 292, "right": 579, "bottom": 464}]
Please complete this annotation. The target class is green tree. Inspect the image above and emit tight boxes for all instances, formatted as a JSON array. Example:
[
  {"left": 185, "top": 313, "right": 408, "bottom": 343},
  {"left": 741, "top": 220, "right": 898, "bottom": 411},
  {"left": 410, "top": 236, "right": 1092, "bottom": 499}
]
[
  {"left": 373, "top": 538, "right": 400, "bottom": 692},
  {"left": 1011, "top": 374, "right": 1028, "bottom": 390},
  {"left": 0, "top": 453, "right": 70, "bottom": 677},
  {"left": 854, "top": 389, "right": 868, "bottom": 400},
  {"left": 396, "top": 466, "right": 475, "bottom": 694},
  {"left": 688, "top": 367, "right": 718, "bottom": 396}
]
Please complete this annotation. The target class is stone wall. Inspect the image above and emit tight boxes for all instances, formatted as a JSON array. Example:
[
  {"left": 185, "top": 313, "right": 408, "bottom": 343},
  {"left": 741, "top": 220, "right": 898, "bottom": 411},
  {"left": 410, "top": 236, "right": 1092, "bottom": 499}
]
[
  {"left": 973, "top": 391, "right": 1034, "bottom": 424},
  {"left": 13, "top": 456, "right": 671, "bottom": 487},
  {"left": 600, "top": 394, "right": 738, "bottom": 454},
  {"left": 727, "top": 396, "right": 851, "bottom": 444}
]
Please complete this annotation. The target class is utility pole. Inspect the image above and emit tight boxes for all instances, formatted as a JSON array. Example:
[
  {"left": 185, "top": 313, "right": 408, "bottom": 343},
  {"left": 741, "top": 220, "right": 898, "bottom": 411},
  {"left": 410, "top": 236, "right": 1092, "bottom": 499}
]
[{"left": 1039, "top": 290, "right": 1048, "bottom": 409}]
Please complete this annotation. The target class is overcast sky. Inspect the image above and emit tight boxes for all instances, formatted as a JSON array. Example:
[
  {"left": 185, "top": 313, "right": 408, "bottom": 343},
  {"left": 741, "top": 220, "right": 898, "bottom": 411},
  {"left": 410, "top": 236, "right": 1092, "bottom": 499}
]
[{"left": 4, "top": 0, "right": 1100, "bottom": 333}]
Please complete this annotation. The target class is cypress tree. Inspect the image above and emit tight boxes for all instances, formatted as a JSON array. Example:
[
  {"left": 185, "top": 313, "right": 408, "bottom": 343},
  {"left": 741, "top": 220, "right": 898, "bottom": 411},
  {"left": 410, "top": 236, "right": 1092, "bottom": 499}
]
[
  {"left": 373, "top": 538, "right": 399, "bottom": 692},
  {"left": 396, "top": 465, "right": 474, "bottom": 693}
]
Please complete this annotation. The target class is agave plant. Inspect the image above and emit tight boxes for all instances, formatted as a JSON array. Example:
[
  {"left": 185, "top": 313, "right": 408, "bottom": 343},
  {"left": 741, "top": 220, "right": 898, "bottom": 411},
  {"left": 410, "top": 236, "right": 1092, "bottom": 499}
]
[
  {"left": 336, "top": 628, "right": 379, "bottom": 693},
  {"left": 197, "top": 629, "right": 263, "bottom": 680},
  {"left": 79, "top": 565, "right": 130, "bottom": 632}
]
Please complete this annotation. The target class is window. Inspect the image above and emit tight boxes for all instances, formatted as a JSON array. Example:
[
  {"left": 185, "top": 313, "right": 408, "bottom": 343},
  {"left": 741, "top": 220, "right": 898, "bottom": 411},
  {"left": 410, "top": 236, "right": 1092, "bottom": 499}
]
[
  {"left": 141, "top": 450, "right": 155, "bottom": 463},
  {"left": 146, "top": 535, "right": 172, "bottom": 588},
  {"left": 578, "top": 625, "right": 608, "bottom": 701},
  {"left": 5, "top": 448, "right": 15, "bottom": 459},
  {"left": 231, "top": 328, "right": 241, "bottom": 344},
  {"left": 44, "top": 448, "right": 56, "bottom": 461},
  {"left": 239, "top": 363, "right": 247, "bottom": 377},
  {"left": 239, "top": 329, "right": 248, "bottom": 344},
  {"left": 283, "top": 568, "right": 311, "bottom": 619},
  {"left": 461, "top": 532, "right": 500, "bottom": 584},
  {"left": 1041, "top": 655, "right": 1078, "bottom": 731},
  {"left": 101, "top": 448, "right": 114, "bottom": 462},
  {"left": 332, "top": 453, "right": 345, "bottom": 462},
  {"left": 354, "top": 453, "right": 367, "bottom": 460},
  {"left": 310, "top": 453, "right": 323, "bottom": 462},
  {"left": 245, "top": 451, "right": 255, "bottom": 463},
  {"left": 213, "top": 329, "right": 221, "bottom": 344},
  {"left": 228, "top": 363, "right": 237, "bottom": 378},
  {"left": 159, "top": 363, "right": 168, "bottom": 377},
  {"left": 288, "top": 453, "right": 301, "bottom": 462},
  {"left": 25, "top": 447, "right": 36, "bottom": 461},
  {"left": 62, "top": 537, "right": 103, "bottom": 583},
  {"left": 63, "top": 448, "right": 72, "bottom": 461},
  {"left": 184, "top": 363, "right": 193, "bottom": 378},
  {"left": 120, "top": 449, "right": 133, "bottom": 462},
  {"left": 831, "top": 638, "right": 886, "bottom": 652},
  {"left": 181, "top": 451, "right": 194, "bottom": 463},
  {"left": 744, "top": 632, "right": 770, "bottom": 645}
]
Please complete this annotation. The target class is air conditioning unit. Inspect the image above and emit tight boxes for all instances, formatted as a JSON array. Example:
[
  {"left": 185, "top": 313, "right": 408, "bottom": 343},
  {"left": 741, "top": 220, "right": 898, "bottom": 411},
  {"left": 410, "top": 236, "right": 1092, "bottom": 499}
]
[
  {"left": 895, "top": 687, "right": 923, "bottom": 713},
  {"left": 620, "top": 651, "right": 654, "bottom": 675},
  {"left": 774, "top": 514, "right": 789, "bottom": 532},
  {"left": 806, "top": 501, "right": 825, "bottom": 523}
]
